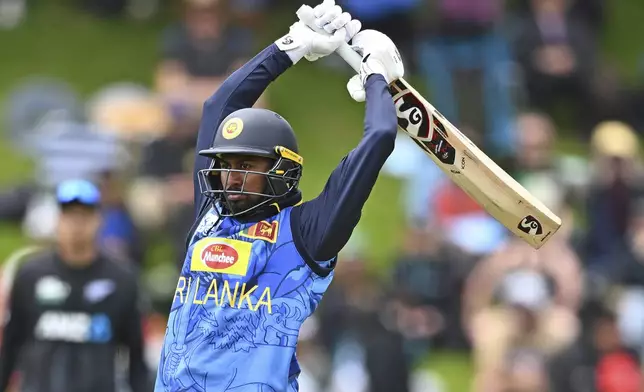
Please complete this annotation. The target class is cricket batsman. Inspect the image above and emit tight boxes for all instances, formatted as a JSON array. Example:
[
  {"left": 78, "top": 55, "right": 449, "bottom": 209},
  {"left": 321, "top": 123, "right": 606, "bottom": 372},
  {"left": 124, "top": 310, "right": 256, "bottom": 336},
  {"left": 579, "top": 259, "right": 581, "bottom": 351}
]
[{"left": 155, "top": 0, "right": 404, "bottom": 390}]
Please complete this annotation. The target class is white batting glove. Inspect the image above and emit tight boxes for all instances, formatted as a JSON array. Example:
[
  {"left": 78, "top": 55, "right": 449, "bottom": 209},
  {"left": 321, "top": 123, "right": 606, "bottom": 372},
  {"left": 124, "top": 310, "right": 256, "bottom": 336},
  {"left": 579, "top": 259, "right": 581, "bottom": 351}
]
[
  {"left": 346, "top": 30, "right": 405, "bottom": 102},
  {"left": 309, "top": 0, "right": 361, "bottom": 43},
  {"left": 275, "top": 0, "right": 361, "bottom": 65}
]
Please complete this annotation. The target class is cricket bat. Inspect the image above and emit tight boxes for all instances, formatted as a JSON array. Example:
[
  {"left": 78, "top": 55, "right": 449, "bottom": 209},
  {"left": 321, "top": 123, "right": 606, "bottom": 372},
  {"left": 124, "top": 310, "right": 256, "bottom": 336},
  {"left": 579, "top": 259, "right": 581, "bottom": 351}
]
[{"left": 296, "top": 5, "right": 562, "bottom": 249}]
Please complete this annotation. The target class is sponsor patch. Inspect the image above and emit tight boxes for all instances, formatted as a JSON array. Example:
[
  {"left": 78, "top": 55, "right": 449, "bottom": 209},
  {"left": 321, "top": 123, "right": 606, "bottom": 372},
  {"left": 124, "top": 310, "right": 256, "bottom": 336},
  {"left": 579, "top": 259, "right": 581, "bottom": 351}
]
[
  {"left": 190, "top": 238, "right": 251, "bottom": 276},
  {"left": 242, "top": 220, "right": 279, "bottom": 243},
  {"left": 34, "top": 311, "right": 112, "bottom": 343}
]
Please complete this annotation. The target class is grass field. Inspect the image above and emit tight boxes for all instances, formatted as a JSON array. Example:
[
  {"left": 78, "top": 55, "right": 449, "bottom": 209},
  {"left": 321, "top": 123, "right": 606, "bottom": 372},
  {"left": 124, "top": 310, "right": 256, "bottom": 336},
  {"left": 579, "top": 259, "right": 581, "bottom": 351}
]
[{"left": 0, "top": 2, "right": 643, "bottom": 390}]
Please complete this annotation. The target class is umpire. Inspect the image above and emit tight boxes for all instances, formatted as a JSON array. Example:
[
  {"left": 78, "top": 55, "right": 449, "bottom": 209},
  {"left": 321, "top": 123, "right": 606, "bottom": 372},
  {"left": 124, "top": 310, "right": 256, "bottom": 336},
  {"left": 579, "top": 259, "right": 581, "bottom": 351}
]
[{"left": 0, "top": 179, "right": 151, "bottom": 392}]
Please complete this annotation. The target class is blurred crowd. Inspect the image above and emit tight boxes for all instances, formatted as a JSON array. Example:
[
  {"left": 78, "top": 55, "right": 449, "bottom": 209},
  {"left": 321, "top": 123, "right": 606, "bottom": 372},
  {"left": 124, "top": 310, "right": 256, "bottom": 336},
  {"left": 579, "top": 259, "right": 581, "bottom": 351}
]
[{"left": 1, "top": 0, "right": 644, "bottom": 391}]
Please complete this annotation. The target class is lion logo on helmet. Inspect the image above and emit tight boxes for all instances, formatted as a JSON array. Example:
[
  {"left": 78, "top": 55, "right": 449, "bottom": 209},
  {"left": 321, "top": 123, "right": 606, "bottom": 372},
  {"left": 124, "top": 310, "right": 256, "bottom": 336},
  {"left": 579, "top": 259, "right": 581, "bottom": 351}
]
[{"left": 222, "top": 118, "right": 244, "bottom": 140}]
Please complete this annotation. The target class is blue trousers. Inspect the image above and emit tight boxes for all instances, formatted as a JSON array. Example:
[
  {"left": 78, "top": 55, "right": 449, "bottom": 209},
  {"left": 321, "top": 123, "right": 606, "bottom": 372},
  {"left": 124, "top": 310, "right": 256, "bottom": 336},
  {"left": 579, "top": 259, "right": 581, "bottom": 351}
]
[{"left": 416, "top": 32, "right": 517, "bottom": 156}]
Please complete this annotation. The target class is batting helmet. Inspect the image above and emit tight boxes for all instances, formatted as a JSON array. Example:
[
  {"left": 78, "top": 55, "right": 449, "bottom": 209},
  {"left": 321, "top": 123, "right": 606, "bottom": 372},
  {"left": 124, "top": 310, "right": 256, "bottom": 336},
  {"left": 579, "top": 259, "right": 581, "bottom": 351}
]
[{"left": 197, "top": 108, "right": 303, "bottom": 217}]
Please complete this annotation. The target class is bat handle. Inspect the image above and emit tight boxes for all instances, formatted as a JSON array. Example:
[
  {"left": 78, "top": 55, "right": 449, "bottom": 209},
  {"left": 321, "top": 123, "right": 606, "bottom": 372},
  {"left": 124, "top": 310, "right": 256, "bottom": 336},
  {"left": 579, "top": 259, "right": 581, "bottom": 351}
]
[{"left": 296, "top": 5, "right": 363, "bottom": 73}]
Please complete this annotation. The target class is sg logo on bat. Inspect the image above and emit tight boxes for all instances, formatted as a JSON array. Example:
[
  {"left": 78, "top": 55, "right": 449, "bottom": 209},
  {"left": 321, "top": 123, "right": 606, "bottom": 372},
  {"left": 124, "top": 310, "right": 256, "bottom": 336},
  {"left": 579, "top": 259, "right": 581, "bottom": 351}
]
[{"left": 518, "top": 215, "right": 543, "bottom": 236}]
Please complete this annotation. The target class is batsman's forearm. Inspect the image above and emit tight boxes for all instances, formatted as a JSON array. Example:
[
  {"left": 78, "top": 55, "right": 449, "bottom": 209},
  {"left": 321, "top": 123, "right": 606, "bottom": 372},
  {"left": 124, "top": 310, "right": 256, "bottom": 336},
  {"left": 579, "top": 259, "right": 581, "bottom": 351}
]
[
  {"left": 363, "top": 75, "right": 398, "bottom": 141},
  {"left": 292, "top": 75, "right": 397, "bottom": 261}
]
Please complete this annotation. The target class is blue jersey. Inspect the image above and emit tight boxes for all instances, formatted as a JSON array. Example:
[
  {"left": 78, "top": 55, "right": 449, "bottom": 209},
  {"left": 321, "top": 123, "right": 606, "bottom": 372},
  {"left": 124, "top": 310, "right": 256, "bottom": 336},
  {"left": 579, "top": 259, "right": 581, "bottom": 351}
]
[
  {"left": 155, "top": 43, "right": 398, "bottom": 391},
  {"left": 156, "top": 206, "right": 332, "bottom": 391}
]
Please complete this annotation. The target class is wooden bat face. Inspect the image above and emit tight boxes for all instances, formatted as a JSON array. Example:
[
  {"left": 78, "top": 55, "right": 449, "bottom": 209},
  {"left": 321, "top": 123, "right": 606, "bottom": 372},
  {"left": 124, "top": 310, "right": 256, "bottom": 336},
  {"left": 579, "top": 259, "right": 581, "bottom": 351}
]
[{"left": 388, "top": 78, "right": 562, "bottom": 249}]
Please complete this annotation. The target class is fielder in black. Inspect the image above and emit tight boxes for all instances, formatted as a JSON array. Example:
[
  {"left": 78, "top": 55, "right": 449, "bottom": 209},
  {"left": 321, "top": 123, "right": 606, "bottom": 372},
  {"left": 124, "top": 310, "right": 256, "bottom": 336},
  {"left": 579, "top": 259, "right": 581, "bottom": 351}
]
[{"left": 0, "top": 179, "right": 151, "bottom": 392}]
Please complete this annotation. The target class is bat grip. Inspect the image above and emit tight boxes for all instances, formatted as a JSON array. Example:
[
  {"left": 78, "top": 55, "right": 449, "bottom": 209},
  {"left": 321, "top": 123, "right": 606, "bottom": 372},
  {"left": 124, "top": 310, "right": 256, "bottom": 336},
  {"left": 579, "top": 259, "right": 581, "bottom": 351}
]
[{"left": 296, "top": 5, "right": 363, "bottom": 72}]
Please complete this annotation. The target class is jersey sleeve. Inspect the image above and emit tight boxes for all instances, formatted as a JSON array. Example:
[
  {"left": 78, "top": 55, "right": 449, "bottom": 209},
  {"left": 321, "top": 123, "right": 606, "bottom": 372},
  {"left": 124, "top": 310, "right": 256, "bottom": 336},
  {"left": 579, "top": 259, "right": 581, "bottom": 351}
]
[
  {"left": 291, "top": 74, "right": 398, "bottom": 262},
  {"left": 193, "top": 43, "right": 293, "bottom": 215},
  {"left": 0, "top": 267, "right": 32, "bottom": 391}
]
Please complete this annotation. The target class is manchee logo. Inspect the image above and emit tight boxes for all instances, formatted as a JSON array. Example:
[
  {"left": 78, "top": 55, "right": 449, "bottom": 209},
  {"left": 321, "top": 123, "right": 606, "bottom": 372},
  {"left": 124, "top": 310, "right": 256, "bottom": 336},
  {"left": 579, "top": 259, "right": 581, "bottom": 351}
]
[
  {"left": 190, "top": 237, "right": 251, "bottom": 276},
  {"left": 201, "top": 243, "right": 239, "bottom": 270}
]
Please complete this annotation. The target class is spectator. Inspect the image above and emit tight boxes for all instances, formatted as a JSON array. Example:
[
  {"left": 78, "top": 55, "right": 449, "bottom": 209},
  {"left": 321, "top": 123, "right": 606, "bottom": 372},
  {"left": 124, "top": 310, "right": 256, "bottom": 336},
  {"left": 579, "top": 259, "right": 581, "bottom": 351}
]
[
  {"left": 95, "top": 170, "right": 146, "bottom": 268},
  {"left": 391, "top": 223, "right": 476, "bottom": 360},
  {"left": 87, "top": 82, "right": 172, "bottom": 143},
  {"left": 548, "top": 302, "right": 643, "bottom": 392},
  {"left": 430, "top": 179, "right": 508, "bottom": 257},
  {"left": 316, "top": 233, "right": 411, "bottom": 392},
  {"left": 155, "top": 0, "right": 265, "bottom": 109},
  {"left": 582, "top": 121, "right": 644, "bottom": 271},
  {"left": 596, "top": 196, "right": 644, "bottom": 354},
  {"left": 513, "top": 111, "right": 590, "bottom": 210},
  {"left": 415, "top": 0, "right": 517, "bottom": 157},
  {"left": 462, "top": 229, "right": 583, "bottom": 392},
  {"left": 512, "top": 0, "right": 599, "bottom": 137},
  {"left": 511, "top": 0, "right": 607, "bottom": 34},
  {"left": 128, "top": 104, "right": 199, "bottom": 267}
]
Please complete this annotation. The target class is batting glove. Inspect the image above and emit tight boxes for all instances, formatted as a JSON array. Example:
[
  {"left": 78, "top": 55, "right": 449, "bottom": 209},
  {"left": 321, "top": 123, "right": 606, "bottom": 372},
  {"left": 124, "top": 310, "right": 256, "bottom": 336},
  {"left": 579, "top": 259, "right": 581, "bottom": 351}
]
[
  {"left": 346, "top": 30, "right": 405, "bottom": 102},
  {"left": 275, "top": 0, "right": 361, "bottom": 65}
]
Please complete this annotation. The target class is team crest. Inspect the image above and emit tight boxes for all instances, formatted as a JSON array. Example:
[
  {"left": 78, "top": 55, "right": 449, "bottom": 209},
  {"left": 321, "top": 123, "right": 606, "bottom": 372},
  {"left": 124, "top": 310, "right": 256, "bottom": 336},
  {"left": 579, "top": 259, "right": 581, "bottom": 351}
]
[
  {"left": 242, "top": 220, "right": 279, "bottom": 243},
  {"left": 222, "top": 118, "right": 244, "bottom": 140}
]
